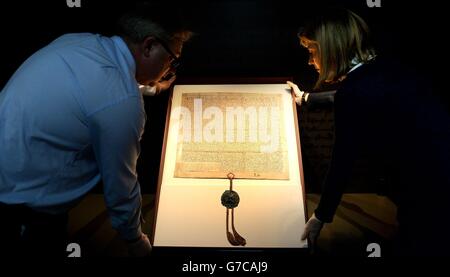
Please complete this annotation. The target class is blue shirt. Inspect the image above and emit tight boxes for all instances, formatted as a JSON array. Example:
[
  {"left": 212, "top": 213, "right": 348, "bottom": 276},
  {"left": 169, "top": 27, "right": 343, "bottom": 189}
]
[{"left": 0, "top": 33, "right": 146, "bottom": 240}]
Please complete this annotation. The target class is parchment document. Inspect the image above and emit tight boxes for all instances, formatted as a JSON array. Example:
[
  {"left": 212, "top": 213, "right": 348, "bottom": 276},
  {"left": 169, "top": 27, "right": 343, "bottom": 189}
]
[{"left": 174, "top": 92, "right": 289, "bottom": 180}]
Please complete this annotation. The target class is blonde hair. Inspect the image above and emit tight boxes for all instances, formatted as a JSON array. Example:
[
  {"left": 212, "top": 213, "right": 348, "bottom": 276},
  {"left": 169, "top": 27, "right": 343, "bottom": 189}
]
[{"left": 298, "top": 8, "right": 375, "bottom": 89}]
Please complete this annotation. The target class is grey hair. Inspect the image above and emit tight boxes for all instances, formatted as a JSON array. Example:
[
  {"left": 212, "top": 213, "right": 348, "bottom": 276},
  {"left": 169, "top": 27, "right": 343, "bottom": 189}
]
[{"left": 117, "top": 2, "right": 193, "bottom": 44}]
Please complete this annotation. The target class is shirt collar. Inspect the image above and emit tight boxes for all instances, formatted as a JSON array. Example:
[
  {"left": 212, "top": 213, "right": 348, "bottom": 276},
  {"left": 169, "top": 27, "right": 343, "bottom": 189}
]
[
  {"left": 348, "top": 61, "right": 364, "bottom": 73},
  {"left": 348, "top": 55, "right": 375, "bottom": 74}
]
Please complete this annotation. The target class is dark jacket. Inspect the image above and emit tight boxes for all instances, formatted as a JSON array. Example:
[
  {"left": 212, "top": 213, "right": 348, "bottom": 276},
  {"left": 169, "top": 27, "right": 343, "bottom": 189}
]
[{"left": 310, "top": 58, "right": 450, "bottom": 254}]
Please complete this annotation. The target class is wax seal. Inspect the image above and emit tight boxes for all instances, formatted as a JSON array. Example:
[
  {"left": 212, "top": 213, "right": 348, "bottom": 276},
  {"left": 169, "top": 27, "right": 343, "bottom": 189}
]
[{"left": 221, "top": 190, "right": 240, "bottom": 208}]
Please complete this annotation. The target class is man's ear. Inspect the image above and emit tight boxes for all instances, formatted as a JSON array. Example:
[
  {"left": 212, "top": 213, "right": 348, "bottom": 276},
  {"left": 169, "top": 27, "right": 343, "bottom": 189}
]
[{"left": 142, "top": 36, "right": 157, "bottom": 58}]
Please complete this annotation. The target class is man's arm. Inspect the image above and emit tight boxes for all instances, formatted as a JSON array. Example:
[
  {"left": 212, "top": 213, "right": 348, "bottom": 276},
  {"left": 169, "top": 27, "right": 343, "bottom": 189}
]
[{"left": 88, "top": 96, "right": 146, "bottom": 240}]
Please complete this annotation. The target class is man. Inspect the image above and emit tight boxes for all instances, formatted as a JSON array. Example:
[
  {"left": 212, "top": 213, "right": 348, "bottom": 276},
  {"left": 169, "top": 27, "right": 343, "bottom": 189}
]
[{"left": 0, "top": 2, "right": 192, "bottom": 257}]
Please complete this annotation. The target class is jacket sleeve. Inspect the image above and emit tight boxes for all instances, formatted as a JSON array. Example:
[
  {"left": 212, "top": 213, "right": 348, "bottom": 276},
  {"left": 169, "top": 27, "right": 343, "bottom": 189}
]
[
  {"left": 88, "top": 96, "right": 146, "bottom": 240},
  {"left": 304, "top": 90, "right": 336, "bottom": 109},
  {"left": 314, "top": 89, "right": 361, "bottom": 223}
]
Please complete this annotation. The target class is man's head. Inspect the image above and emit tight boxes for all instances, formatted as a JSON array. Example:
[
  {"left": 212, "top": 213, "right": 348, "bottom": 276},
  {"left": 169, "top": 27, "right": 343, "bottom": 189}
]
[
  {"left": 117, "top": 1, "right": 193, "bottom": 86},
  {"left": 297, "top": 8, "right": 375, "bottom": 89}
]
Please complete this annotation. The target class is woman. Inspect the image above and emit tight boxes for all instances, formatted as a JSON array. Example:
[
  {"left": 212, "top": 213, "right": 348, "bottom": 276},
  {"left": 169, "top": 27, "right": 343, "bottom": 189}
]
[{"left": 288, "top": 8, "right": 450, "bottom": 256}]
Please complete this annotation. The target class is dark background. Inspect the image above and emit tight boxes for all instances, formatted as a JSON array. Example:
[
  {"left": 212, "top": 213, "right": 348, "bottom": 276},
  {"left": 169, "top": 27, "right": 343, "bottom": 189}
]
[
  {"left": 1, "top": 0, "right": 435, "bottom": 87},
  {"left": 1, "top": 0, "right": 439, "bottom": 193}
]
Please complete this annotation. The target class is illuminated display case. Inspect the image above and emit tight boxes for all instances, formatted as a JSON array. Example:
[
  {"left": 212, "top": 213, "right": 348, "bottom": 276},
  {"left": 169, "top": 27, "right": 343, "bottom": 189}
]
[{"left": 152, "top": 78, "right": 308, "bottom": 249}]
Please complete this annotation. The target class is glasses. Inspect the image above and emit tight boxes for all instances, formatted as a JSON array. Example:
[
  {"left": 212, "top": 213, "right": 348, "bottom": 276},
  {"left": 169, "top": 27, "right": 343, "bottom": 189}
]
[{"left": 155, "top": 37, "right": 180, "bottom": 70}]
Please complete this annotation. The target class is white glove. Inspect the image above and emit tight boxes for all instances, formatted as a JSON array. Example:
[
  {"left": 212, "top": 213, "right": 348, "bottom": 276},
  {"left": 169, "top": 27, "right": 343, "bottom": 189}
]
[
  {"left": 127, "top": 233, "right": 152, "bottom": 257},
  {"left": 301, "top": 213, "right": 324, "bottom": 246},
  {"left": 139, "top": 85, "right": 158, "bottom": 96},
  {"left": 286, "top": 81, "right": 307, "bottom": 106},
  {"left": 140, "top": 75, "right": 176, "bottom": 97}
]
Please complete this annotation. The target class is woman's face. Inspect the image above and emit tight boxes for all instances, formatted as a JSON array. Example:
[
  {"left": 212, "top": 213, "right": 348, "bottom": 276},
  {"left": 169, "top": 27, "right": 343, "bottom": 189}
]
[{"left": 300, "top": 38, "right": 320, "bottom": 73}]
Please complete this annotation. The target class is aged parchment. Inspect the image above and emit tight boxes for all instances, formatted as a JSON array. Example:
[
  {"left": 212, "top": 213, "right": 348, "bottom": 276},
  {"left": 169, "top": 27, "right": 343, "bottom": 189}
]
[{"left": 174, "top": 92, "right": 289, "bottom": 179}]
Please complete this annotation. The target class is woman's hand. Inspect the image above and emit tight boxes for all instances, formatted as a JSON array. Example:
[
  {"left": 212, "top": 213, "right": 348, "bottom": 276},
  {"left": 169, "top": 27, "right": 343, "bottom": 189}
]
[
  {"left": 287, "top": 81, "right": 307, "bottom": 106},
  {"left": 301, "top": 213, "right": 324, "bottom": 252}
]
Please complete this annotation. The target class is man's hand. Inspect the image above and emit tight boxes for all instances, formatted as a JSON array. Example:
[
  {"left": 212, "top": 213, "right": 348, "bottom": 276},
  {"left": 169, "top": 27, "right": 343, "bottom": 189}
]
[
  {"left": 301, "top": 213, "right": 324, "bottom": 249},
  {"left": 287, "top": 81, "right": 306, "bottom": 106},
  {"left": 156, "top": 74, "right": 177, "bottom": 94},
  {"left": 139, "top": 85, "right": 158, "bottom": 96},
  {"left": 127, "top": 233, "right": 152, "bottom": 257},
  {"left": 140, "top": 75, "right": 177, "bottom": 97}
]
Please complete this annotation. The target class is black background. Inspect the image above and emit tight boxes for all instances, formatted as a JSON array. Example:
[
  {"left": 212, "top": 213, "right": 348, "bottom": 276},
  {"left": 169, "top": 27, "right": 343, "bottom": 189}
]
[
  {"left": 1, "top": 0, "right": 435, "bottom": 87},
  {"left": 1, "top": 0, "right": 438, "bottom": 193}
]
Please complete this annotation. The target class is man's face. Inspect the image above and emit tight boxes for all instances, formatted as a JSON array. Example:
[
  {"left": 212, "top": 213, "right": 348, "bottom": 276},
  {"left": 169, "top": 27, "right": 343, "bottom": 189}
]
[{"left": 135, "top": 36, "right": 183, "bottom": 86}]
